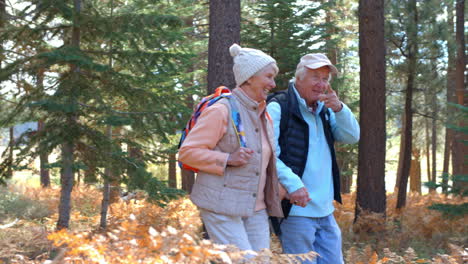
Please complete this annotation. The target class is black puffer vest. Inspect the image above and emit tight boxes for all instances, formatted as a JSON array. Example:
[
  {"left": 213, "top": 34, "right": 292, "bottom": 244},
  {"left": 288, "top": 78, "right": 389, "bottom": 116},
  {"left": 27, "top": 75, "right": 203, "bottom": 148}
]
[{"left": 268, "top": 82, "right": 342, "bottom": 220}]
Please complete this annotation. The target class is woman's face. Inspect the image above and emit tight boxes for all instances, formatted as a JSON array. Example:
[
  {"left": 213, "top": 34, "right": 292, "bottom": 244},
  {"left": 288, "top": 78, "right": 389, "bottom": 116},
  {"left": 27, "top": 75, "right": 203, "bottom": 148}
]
[{"left": 243, "top": 64, "right": 277, "bottom": 102}]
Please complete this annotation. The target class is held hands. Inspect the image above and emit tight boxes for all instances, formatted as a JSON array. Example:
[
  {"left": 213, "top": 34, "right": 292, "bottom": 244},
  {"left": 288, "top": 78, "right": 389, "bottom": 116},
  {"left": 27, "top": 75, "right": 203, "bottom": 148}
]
[
  {"left": 318, "top": 84, "right": 343, "bottom": 112},
  {"left": 289, "top": 187, "right": 311, "bottom": 207},
  {"left": 227, "top": 147, "right": 254, "bottom": 167}
]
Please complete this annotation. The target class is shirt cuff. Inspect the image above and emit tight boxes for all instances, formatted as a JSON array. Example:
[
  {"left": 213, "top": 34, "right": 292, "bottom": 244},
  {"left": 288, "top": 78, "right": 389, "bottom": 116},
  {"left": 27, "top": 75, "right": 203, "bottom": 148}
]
[{"left": 281, "top": 172, "right": 305, "bottom": 194}]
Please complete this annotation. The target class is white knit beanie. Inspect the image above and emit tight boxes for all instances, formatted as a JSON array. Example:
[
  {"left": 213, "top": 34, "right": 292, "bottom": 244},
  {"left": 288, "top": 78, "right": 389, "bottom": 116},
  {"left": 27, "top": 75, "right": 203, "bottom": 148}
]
[{"left": 229, "top": 43, "right": 276, "bottom": 87}]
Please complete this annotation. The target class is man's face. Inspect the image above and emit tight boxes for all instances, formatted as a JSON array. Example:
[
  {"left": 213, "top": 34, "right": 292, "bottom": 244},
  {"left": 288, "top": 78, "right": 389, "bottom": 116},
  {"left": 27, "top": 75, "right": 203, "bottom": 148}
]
[{"left": 295, "top": 67, "right": 330, "bottom": 105}]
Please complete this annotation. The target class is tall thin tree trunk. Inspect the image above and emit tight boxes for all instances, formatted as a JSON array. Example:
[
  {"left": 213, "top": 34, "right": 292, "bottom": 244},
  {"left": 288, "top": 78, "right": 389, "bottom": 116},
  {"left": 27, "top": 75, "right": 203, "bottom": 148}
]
[
  {"left": 7, "top": 127, "right": 13, "bottom": 178},
  {"left": 452, "top": 0, "right": 467, "bottom": 194},
  {"left": 38, "top": 120, "right": 50, "bottom": 187},
  {"left": 355, "top": 0, "right": 386, "bottom": 221},
  {"left": 37, "top": 67, "right": 50, "bottom": 187},
  {"left": 442, "top": 1, "right": 456, "bottom": 193},
  {"left": 396, "top": 0, "right": 418, "bottom": 209},
  {"left": 323, "top": 0, "right": 337, "bottom": 65},
  {"left": 425, "top": 116, "right": 431, "bottom": 182},
  {"left": 207, "top": 0, "right": 240, "bottom": 93},
  {"left": 395, "top": 116, "right": 404, "bottom": 192},
  {"left": 180, "top": 16, "right": 197, "bottom": 193},
  {"left": 339, "top": 161, "right": 352, "bottom": 194},
  {"left": 431, "top": 88, "right": 437, "bottom": 185},
  {"left": 409, "top": 149, "right": 421, "bottom": 194},
  {"left": 100, "top": 125, "right": 112, "bottom": 229},
  {"left": 168, "top": 153, "right": 177, "bottom": 188},
  {"left": 57, "top": 0, "right": 81, "bottom": 230}
]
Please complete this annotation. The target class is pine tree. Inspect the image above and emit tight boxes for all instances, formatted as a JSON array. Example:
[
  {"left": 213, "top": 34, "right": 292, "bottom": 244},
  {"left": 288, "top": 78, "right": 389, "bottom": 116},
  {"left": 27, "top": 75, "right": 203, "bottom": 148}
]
[
  {"left": 355, "top": 0, "right": 386, "bottom": 220},
  {"left": 241, "top": 0, "right": 328, "bottom": 90},
  {"left": 207, "top": 0, "right": 240, "bottom": 92},
  {"left": 0, "top": 0, "right": 189, "bottom": 228}
]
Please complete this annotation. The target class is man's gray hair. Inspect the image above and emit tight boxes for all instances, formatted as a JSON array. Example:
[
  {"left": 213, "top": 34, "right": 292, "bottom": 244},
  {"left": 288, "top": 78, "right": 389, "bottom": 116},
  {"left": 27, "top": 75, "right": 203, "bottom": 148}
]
[{"left": 294, "top": 65, "right": 332, "bottom": 82}]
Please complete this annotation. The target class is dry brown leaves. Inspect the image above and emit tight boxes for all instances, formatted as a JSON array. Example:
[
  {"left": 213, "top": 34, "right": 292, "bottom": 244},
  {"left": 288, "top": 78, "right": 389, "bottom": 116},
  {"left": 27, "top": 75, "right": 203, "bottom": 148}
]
[{"left": 1, "top": 185, "right": 466, "bottom": 263}]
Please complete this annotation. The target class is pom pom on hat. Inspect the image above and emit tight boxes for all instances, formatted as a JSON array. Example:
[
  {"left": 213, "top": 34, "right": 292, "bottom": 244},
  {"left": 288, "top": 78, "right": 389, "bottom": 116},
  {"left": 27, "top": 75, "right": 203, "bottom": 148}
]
[
  {"left": 229, "top": 43, "right": 242, "bottom": 57},
  {"left": 229, "top": 43, "right": 276, "bottom": 87}
]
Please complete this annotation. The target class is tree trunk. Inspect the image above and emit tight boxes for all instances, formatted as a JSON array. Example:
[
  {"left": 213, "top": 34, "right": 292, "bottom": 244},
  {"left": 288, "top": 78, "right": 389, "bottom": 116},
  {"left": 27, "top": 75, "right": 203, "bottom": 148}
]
[
  {"left": 84, "top": 151, "right": 97, "bottom": 183},
  {"left": 396, "top": 0, "right": 417, "bottom": 209},
  {"left": 7, "top": 126, "right": 13, "bottom": 178},
  {"left": 181, "top": 169, "right": 195, "bottom": 193},
  {"left": 452, "top": 0, "right": 467, "bottom": 194},
  {"left": 324, "top": 0, "right": 337, "bottom": 65},
  {"left": 355, "top": 0, "right": 386, "bottom": 221},
  {"left": 207, "top": 0, "right": 240, "bottom": 93},
  {"left": 395, "top": 113, "right": 405, "bottom": 192},
  {"left": 431, "top": 88, "right": 437, "bottom": 185},
  {"left": 442, "top": 1, "right": 456, "bottom": 193},
  {"left": 168, "top": 152, "right": 177, "bottom": 188},
  {"left": 38, "top": 120, "right": 50, "bottom": 187},
  {"left": 100, "top": 126, "right": 112, "bottom": 229},
  {"left": 0, "top": 0, "right": 4, "bottom": 67},
  {"left": 339, "top": 161, "right": 352, "bottom": 194},
  {"left": 37, "top": 68, "right": 50, "bottom": 187},
  {"left": 57, "top": 140, "right": 74, "bottom": 230},
  {"left": 57, "top": 0, "right": 81, "bottom": 230},
  {"left": 409, "top": 149, "right": 421, "bottom": 194},
  {"left": 425, "top": 115, "right": 431, "bottom": 182}
]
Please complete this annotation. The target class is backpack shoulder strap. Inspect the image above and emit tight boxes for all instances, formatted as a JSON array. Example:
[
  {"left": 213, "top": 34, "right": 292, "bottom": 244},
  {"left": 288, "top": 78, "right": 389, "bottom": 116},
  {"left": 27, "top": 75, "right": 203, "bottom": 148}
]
[{"left": 217, "top": 95, "right": 247, "bottom": 148}]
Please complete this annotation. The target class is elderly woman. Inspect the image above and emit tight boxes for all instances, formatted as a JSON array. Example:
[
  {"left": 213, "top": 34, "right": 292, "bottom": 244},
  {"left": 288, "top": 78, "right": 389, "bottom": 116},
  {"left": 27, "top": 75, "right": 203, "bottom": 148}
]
[{"left": 178, "top": 44, "right": 283, "bottom": 251}]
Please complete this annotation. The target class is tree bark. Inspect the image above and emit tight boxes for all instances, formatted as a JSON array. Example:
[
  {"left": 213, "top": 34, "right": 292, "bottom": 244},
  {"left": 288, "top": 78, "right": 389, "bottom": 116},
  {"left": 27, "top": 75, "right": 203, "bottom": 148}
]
[
  {"left": 0, "top": 0, "right": 4, "bottom": 67},
  {"left": 431, "top": 87, "right": 437, "bottom": 185},
  {"left": 409, "top": 149, "right": 421, "bottom": 194},
  {"left": 181, "top": 169, "right": 195, "bottom": 193},
  {"left": 355, "top": 0, "right": 386, "bottom": 220},
  {"left": 442, "top": 1, "right": 456, "bottom": 193},
  {"left": 57, "top": 0, "right": 81, "bottom": 230},
  {"left": 7, "top": 126, "right": 13, "bottom": 178},
  {"left": 100, "top": 125, "right": 112, "bottom": 229},
  {"left": 395, "top": 113, "right": 405, "bottom": 192},
  {"left": 425, "top": 115, "right": 431, "bottom": 182},
  {"left": 452, "top": 0, "right": 467, "bottom": 194},
  {"left": 339, "top": 161, "right": 352, "bottom": 194},
  {"left": 38, "top": 120, "right": 50, "bottom": 187},
  {"left": 396, "top": 0, "right": 417, "bottom": 209},
  {"left": 207, "top": 0, "right": 240, "bottom": 93},
  {"left": 168, "top": 152, "right": 177, "bottom": 188},
  {"left": 326, "top": 2, "right": 337, "bottom": 65}
]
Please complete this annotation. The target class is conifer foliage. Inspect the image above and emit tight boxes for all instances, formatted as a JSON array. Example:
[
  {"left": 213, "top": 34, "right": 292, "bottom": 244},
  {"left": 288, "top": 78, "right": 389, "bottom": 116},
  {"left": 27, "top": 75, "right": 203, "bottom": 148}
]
[
  {"left": 0, "top": 0, "right": 189, "bottom": 228},
  {"left": 241, "top": 0, "right": 328, "bottom": 90}
]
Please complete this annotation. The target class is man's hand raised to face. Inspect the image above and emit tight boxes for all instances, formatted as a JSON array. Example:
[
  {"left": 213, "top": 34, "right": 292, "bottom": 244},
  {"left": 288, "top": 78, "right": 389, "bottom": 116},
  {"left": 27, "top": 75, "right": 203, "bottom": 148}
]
[{"left": 318, "top": 84, "right": 343, "bottom": 112}]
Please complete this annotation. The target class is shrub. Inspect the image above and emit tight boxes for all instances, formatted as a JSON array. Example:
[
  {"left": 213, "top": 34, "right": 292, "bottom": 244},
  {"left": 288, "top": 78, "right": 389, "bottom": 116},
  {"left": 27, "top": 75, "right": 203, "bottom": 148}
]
[{"left": 0, "top": 187, "right": 51, "bottom": 220}]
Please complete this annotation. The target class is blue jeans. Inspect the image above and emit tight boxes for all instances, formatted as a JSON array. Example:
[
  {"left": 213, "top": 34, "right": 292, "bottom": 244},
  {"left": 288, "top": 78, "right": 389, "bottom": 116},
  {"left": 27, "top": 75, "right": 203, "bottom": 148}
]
[{"left": 280, "top": 214, "right": 344, "bottom": 264}]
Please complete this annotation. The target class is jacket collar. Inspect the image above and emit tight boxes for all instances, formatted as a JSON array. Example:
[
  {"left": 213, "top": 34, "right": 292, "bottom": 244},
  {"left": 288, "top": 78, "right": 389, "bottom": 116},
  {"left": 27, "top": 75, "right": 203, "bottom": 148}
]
[{"left": 232, "top": 88, "right": 266, "bottom": 115}]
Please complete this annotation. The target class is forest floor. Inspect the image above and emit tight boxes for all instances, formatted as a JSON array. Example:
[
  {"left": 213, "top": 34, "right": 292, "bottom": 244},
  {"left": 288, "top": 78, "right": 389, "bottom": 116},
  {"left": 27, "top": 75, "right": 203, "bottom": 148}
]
[{"left": 0, "top": 183, "right": 466, "bottom": 264}]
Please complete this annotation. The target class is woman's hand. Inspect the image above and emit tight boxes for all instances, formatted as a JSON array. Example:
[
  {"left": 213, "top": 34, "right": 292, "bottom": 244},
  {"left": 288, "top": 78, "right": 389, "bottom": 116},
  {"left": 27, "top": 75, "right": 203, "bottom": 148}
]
[{"left": 227, "top": 147, "right": 254, "bottom": 167}]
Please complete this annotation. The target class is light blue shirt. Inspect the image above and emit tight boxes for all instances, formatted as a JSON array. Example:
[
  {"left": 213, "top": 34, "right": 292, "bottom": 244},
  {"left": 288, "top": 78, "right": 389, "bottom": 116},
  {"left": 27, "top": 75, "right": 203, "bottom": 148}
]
[{"left": 267, "top": 83, "right": 360, "bottom": 217}]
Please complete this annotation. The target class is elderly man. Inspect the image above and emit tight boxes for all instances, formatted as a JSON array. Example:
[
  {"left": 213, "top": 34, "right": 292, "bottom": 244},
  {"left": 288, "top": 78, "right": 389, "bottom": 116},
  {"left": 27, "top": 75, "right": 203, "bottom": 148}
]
[{"left": 267, "top": 54, "right": 359, "bottom": 263}]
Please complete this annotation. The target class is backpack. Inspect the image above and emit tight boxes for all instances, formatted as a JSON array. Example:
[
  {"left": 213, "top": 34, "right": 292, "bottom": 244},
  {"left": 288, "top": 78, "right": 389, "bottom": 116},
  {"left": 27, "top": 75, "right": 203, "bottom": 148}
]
[{"left": 178, "top": 86, "right": 246, "bottom": 173}]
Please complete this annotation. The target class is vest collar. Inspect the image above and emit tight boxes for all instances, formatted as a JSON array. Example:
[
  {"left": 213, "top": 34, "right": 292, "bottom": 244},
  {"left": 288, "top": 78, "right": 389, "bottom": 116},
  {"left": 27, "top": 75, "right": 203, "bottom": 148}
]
[{"left": 232, "top": 88, "right": 266, "bottom": 114}]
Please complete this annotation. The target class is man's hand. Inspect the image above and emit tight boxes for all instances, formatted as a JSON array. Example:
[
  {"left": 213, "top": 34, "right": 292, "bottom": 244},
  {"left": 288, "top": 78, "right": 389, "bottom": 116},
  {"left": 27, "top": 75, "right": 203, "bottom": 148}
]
[
  {"left": 227, "top": 147, "right": 254, "bottom": 167},
  {"left": 318, "top": 84, "right": 343, "bottom": 112},
  {"left": 289, "top": 187, "right": 311, "bottom": 207}
]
